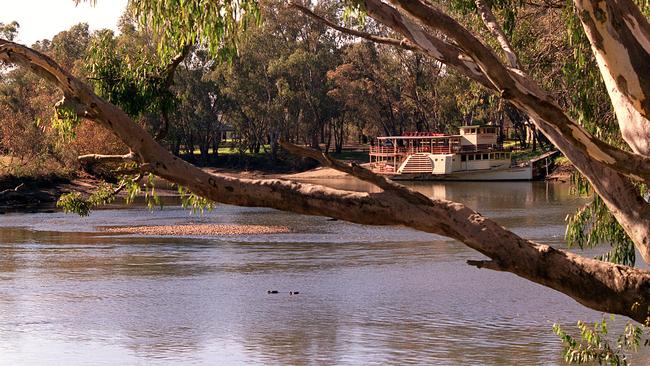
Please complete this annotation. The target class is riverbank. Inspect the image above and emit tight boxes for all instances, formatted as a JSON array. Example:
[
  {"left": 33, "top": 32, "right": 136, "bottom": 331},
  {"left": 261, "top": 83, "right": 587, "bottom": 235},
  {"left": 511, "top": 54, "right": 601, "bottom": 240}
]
[
  {"left": 0, "top": 174, "right": 101, "bottom": 213},
  {"left": 545, "top": 156, "right": 575, "bottom": 182},
  {"left": 0, "top": 167, "right": 354, "bottom": 213}
]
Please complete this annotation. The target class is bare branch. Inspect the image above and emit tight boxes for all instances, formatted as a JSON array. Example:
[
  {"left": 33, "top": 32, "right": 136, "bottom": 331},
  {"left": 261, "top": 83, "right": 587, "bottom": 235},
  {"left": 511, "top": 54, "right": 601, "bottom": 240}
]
[
  {"left": 290, "top": 2, "right": 418, "bottom": 52},
  {"left": 77, "top": 151, "right": 137, "bottom": 164},
  {"left": 474, "top": 0, "right": 521, "bottom": 69},
  {"left": 161, "top": 45, "right": 191, "bottom": 85},
  {"left": 361, "top": 0, "right": 493, "bottom": 88},
  {"left": 0, "top": 183, "right": 24, "bottom": 196}
]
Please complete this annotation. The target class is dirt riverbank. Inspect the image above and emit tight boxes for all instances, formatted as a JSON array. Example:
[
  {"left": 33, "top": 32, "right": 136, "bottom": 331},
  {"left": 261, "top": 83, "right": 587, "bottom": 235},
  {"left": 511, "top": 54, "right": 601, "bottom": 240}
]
[
  {"left": 1, "top": 159, "right": 574, "bottom": 213},
  {"left": 0, "top": 167, "right": 353, "bottom": 213}
]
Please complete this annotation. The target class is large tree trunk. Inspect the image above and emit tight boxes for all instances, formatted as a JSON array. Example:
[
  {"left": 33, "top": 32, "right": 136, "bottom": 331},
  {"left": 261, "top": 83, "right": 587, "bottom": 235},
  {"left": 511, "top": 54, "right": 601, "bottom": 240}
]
[{"left": 3, "top": 39, "right": 650, "bottom": 323}]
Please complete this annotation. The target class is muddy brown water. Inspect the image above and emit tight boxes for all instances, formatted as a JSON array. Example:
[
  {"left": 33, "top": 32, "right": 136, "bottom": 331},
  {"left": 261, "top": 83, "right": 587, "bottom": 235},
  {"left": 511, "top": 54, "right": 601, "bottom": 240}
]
[{"left": 1, "top": 179, "right": 648, "bottom": 365}]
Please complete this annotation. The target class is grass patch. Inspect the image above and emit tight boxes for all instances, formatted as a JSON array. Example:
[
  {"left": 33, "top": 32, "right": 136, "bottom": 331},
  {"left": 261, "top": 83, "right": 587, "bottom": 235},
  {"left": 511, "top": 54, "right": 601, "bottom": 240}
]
[{"left": 511, "top": 147, "right": 554, "bottom": 162}]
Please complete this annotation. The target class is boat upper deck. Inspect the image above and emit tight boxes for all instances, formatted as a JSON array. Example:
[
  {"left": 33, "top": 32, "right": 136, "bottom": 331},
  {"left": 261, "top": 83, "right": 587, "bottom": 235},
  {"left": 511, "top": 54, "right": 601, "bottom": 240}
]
[{"left": 370, "top": 127, "right": 504, "bottom": 156}]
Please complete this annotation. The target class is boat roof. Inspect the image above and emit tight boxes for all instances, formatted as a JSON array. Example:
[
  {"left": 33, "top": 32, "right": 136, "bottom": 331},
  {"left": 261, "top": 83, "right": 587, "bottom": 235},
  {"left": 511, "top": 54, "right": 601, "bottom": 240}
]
[{"left": 376, "top": 134, "right": 461, "bottom": 140}]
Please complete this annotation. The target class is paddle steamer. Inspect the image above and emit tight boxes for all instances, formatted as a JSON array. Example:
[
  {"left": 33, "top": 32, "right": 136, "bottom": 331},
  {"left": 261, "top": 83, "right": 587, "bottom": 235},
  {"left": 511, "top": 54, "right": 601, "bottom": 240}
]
[{"left": 368, "top": 126, "right": 550, "bottom": 180}]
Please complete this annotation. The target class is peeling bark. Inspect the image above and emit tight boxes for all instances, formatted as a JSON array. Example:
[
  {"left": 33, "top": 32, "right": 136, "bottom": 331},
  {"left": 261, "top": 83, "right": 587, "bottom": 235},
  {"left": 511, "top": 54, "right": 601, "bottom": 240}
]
[
  {"left": 474, "top": 0, "right": 521, "bottom": 69},
  {"left": 2, "top": 39, "right": 650, "bottom": 323},
  {"left": 574, "top": 0, "right": 650, "bottom": 156}
]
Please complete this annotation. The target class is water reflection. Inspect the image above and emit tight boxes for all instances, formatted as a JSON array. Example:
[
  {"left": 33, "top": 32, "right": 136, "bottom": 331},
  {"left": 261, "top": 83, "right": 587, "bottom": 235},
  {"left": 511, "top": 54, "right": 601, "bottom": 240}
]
[{"left": 1, "top": 179, "right": 649, "bottom": 365}]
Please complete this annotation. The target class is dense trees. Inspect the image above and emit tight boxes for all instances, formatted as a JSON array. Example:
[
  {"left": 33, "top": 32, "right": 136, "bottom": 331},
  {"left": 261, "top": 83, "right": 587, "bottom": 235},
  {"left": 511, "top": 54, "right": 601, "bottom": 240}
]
[
  {"left": 3, "top": 0, "right": 650, "bottom": 352},
  {"left": 1, "top": 1, "right": 490, "bottom": 171}
]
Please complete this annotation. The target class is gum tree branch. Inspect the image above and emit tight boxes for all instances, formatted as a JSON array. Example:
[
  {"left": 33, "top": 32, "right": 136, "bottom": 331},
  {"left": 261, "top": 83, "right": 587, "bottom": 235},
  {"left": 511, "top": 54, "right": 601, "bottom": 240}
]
[
  {"left": 290, "top": 3, "right": 418, "bottom": 51},
  {"left": 2, "top": 35, "right": 650, "bottom": 322},
  {"left": 77, "top": 151, "right": 137, "bottom": 164},
  {"left": 474, "top": 0, "right": 521, "bottom": 69},
  {"left": 574, "top": 0, "right": 650, "bottom": 156}
]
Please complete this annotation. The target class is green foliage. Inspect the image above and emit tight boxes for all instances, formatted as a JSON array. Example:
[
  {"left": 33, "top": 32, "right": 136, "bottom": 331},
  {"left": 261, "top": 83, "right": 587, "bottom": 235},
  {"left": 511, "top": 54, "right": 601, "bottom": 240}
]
[
  {"left": 553, "top": 317, "right": 644, "bottom": 365},
  {"left": 144, "top": 173, "right": 163, "bottom": 210},
  {"left": 84, "top": 29, "right": 176, "bottom": 120},
  {"left": 57, "top": 184, "right": 118, "bottom": 216},
  {"left": 178, "top": 185, "right": 216, "bottom": 214},
  {"left": 446, "top": 0, "right": 523, "bottom": 36},
  {"left": 130, "top": 0, "right": 261, "bottom": 61},
  {"left": 566, "top": 195, "right": 636, "bottom": 266},
  {"left": 56, "top": 173, "right": 161, "bottom": 216},
  {"left": 342, "top": 1, "right": 366, "bottom": 26},
  {"left": 123, "top": 173, "right": 144, "bottom": 204},
  {"left": 121, "top": 173, "right": 162, "bottom": 210},
  {"left": 51, "top": 107, "right": 80, "bottom": 142},
  {"left": 58, "top": 176, "right": 217, "bottom": 216},
  {"left": 0, "top": 21, "right": 20, "bottom": 41}
]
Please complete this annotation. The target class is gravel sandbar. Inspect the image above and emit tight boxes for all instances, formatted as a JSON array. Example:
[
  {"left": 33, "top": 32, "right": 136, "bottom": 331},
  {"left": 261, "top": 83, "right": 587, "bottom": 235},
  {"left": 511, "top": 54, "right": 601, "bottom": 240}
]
[{"left": 102, "top": 224, "right": 292, "bottom": 236}]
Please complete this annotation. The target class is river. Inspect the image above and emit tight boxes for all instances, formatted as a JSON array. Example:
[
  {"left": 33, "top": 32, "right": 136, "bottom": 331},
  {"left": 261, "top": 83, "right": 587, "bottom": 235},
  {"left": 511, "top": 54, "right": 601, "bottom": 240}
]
[{"left": 1, "top": 180, "right": 648, "bottom": 365}]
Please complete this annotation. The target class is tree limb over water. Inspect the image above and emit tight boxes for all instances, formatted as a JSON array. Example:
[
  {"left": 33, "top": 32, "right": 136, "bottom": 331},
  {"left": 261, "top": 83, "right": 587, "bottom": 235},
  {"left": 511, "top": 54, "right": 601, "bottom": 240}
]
[{"left": 2, "top": 37, "right": 650, "bottom": 323}]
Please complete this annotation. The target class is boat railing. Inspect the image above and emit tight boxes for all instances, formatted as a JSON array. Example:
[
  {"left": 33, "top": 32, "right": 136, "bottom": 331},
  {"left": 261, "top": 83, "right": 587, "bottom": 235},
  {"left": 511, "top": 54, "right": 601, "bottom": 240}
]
[
  {"left": 402, "top": 131, "right": 447, "bottom": 137},
  {"left": 370, "top": 143, "right": 509, "bottom": 155},
  {"left": 370, "top": 145, "right": 459, "bottom": 155}
]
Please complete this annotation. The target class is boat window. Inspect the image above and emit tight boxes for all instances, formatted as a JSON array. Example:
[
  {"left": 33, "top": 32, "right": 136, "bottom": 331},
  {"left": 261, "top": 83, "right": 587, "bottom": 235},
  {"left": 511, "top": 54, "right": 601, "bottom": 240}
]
[
  {"left": 461, "top": 155, "right": 467, "bottom": 162},
  {"left": 468, "top": 155, "right": 475, "bottom": 161},
  {"left": 483, "top": 154, "right": 488, "bottom": 160}
]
